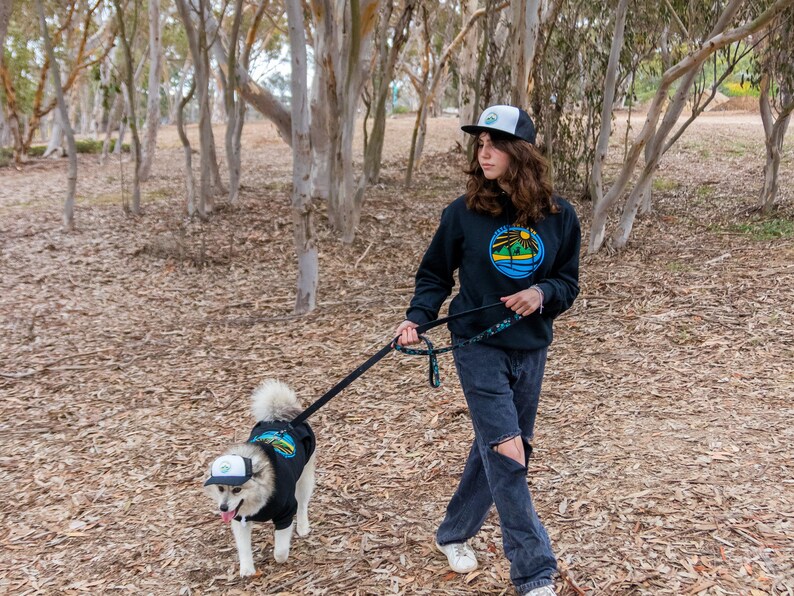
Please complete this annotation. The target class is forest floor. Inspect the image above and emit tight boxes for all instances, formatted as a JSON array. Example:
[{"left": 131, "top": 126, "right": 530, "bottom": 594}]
[{"left": 1, "top": 111, "right": 793, "bottom": 596}]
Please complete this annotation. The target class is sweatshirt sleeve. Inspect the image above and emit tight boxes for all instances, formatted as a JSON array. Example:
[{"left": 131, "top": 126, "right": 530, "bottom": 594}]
[
  {"left": 405, "top": 204, "right": 463, "bottom": 325},
  {"left": 534, "top": 203, "right": 581, "bottom": 317}
]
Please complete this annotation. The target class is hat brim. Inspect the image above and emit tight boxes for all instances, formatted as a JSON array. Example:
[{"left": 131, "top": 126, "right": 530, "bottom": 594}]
[
  {"left": 461, "top": 125, "right": 524, "bottom": 142},
  {"left": 204, "top": 475, "right": 250, "bottom": 487}
]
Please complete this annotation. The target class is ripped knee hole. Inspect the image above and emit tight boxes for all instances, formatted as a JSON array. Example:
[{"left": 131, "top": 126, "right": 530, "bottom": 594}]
[{"left": 492, "top": 436, "right": 524, "bottom": 466}]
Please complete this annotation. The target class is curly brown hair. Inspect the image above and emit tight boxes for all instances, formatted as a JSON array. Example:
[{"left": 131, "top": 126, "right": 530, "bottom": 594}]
[{"left": 464, "top": 132, "right": 558, "bottom": 226}]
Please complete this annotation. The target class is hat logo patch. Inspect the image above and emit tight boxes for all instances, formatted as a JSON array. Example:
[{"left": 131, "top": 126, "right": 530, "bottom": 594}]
[
  {"left": 219, "top": 461, "right": 232, "bottom": 473},
  {"left": 484, "top": 112, "right": 498, "bottom": 124}
]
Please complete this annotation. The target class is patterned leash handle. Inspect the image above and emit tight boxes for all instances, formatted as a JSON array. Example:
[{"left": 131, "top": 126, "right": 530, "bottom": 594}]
[{"left": 394, "top": 313, "right": 523, "bottom": 387}]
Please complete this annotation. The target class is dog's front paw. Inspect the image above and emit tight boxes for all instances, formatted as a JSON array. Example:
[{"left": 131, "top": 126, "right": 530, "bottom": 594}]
[
  {"left": 239, "top": 563, "right": 258, "bottom": 577},
  {"left": 273, "top": 548, "right": 289, "bottom": 564},
  {"left": 296, "top": 519, "right": 310, "bottom": 537}
]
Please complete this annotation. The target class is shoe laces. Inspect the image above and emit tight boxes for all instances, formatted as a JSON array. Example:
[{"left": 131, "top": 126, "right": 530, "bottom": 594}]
[{"left": 453, "top": 543, "right": 471, "bottom": 559}]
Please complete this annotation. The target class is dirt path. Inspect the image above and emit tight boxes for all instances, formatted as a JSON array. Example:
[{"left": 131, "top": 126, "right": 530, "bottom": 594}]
[{"left": 1, "top": 113, "right": 792, "bottom": 595}]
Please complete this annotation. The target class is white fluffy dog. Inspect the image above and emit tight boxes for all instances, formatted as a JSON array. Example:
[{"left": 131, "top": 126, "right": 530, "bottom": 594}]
[{"left": 204, "top": 380, "right": 316, "bottom": 577}]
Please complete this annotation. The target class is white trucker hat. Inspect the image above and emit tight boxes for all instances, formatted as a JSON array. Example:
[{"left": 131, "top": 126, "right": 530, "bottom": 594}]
[
  {"left": 461, "top": 104, "right": 537, "bottom": 145},
  {"left": 204, "top": 454, "right": 253, "bottom": 486}
]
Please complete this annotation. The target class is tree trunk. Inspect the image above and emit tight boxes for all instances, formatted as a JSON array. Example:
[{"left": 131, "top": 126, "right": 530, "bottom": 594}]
[
  {"left": 176, "top": 81, "right": 197, "bottom": 217},
  {"left": 36, "top": 0, "right": 77, "bottom": 231},
  {"left": 113, "top": 0, "right": 142, "bottom": 216},
  {"left": 286, "top": 0, "right": 318, "bottom": 314},
  {"left": 0, "top": 105, "right": 8, "bottom": 147},
  {"left": 139, "top": 0, "right": 162, "bottom": 181},
  {"left": 43, "top": 110, "right": 66, "bottom": 158},
  {"left": 363, "top": 0, "right": 415, "bottom": 185},
  {"left": 206, "top": 10, "right": 292, "bottom": 145},
  {"left": 310, "top": 62, "right": 334, "bottom": 214},
  {"left": 175, "top": 0, "right": 214, "bottom": 218},
  {"left": 758, "top": 74, "right": 793, "bottom": 213},
  {"left": 457, "top": 0, "right": 480, "bottom": 147},
  {"left": 224, "top": 0, "right": 245, "bottom": 205},
  {"left": 1, "top": 54, "right": 27, "bottom": 163},
  {"left": 0, "top": 0, "right": 11, "bottom": 50},
  {"left": 405, "top": 5, "right": 489, "bottom": 186},
  {"left": 101, "top": 93, "right": 122, "bottom": 163},
  {"left": 588, "top": 0, "right": 628, "bottom": 206}
]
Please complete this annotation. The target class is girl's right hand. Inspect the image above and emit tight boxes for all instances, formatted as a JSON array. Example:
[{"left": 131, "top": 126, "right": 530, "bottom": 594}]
[{"left": 394, "top": 320, "right": 421, "bottom": 346}]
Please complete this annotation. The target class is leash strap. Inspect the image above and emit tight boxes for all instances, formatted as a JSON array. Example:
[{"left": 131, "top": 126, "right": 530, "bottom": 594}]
[
  {"left": 287, "top": 302, "right": 509, "bottom": 428},
  {"left": 394, "top": 312, "right": 523, "bottom": 387}
]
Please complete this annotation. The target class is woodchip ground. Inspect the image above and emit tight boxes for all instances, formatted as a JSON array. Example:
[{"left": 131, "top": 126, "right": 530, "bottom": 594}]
[{"left": 1, "top": 111, "right": 792, "bottom": 595}]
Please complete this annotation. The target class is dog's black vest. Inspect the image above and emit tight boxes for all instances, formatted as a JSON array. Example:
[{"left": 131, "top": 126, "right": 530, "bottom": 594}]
[{"left": 235, "top": 420, "right": 316, "bottom": 530}]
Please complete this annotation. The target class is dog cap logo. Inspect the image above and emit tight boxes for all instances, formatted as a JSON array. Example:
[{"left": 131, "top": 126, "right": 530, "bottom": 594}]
[
  {"left": 219, "top": 461, "right": 232, "bottom": 474},
  {"left": 484, "top": 112, "right": 498, "bottom": 124}
]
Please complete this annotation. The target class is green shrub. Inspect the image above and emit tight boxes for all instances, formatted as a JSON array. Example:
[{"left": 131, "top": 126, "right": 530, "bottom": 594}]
[{"left": 0, "top": 139, "right": 130, "bottom": 166}]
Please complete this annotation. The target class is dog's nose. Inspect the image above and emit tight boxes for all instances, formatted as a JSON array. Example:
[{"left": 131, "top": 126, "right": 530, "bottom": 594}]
[{"left": 219, "top": 503, "right": 228, "bottom": 512}]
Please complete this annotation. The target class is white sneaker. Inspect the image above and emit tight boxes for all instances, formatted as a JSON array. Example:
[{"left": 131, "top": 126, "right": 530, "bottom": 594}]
[
  {"left": 435, "top": 541, "right": 478, "bottom": 573},
  {"left": 523, "top": 586, "right": 556, "bottom": 596}
]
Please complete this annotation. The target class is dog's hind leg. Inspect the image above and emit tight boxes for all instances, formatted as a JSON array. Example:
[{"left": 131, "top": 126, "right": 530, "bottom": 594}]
[
  {"left": 273, "top": 524, "right": 294, "bottom": 563},
  {"left": 295, "top": 453, "right": 316, "bottom": 537},
  {"left": 231, "top": 519, "right": 256, "bottom": 577}
]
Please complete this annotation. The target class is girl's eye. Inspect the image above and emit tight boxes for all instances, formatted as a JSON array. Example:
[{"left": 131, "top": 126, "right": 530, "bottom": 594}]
[{"left": 232, "top": 487, "right": 242, "bottom": 494}]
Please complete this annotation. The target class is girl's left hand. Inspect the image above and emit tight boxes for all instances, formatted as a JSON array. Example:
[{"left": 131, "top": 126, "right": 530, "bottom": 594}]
[{"left": 501, "top": 288, "right": 542, "bottom": 316}]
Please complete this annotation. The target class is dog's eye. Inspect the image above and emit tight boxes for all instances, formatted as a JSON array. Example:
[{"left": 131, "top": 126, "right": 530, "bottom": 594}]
[
  {"left": 217, "top": 486, "right": 224, "bottom": 493},
  {"left": 232, "top": 487, "right": 242, "bottom": 494}
]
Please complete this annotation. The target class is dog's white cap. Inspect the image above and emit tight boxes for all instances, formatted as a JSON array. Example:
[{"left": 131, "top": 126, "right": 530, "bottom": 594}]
[{"left": 204, "top": 454, "right": 253, "bottom": 486}]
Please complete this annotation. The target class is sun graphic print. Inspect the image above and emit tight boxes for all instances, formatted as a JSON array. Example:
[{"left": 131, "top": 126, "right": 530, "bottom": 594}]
[{"left": 489, "top": 225, "right": 545, "bottom": 279}]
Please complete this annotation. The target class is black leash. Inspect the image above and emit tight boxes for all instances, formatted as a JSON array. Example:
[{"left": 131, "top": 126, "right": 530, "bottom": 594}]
[{"left": 288, "top": 302, "right": 518, "bottom": 429}]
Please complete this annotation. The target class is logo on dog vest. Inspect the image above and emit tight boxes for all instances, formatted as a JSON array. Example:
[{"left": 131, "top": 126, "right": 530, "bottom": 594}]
[{"left": 250, "top": 431, "right": 297, "bottom": 458}]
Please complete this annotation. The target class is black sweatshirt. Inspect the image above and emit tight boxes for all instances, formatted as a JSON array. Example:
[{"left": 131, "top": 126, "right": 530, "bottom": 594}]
[
  {"left": 406, "top": 193, "right": 581, "bottom": 351},
  {"left": 235, "top": 420, "right": 316, "bottom": 530}
]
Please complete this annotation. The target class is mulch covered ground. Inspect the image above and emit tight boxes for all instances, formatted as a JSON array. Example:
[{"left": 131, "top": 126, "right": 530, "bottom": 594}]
[{"left": 1, "top": 114, "right": 792, "bottom": 595}]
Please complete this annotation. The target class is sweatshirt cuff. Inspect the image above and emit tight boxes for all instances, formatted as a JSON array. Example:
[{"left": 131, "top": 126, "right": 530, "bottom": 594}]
[
  {"left": 534, "top": 282, "right": 556, "bottom": 307},
  {"left": 405, "top": 307, "right": 435, "bottom": 326}
]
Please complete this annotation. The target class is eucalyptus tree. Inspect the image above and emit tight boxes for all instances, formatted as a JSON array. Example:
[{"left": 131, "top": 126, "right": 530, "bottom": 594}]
[
  {"left": 361, "top": 0, "right": 417, "bottom": 186},
  {"left": 285, "top": 0, "right": 317, "bottom": 314},
  {"left": 588, "top": 0, "right": 794, "bottom": 254},
  {"left": 308, "top": 0, "right": 380, "bottom": 243},
  {"left": 139, "top": 0, "right": 163, "bottom": 182},
  {"left": 403, "top": 0, "right": 492, "bottom": 187},
  {"left": 633, "top": 2, "right": 760, "bottom": 216},
  {"left": 756, "top": 14, "right": 794, "bottom": 212},
  {"left": 509, "top": 0, "right": 561, "bottom": 108},
  {"left": 589, "top": 0, "right": 630, "bottom": 210},
  {"left": 0, "top": 0, "right": 113, "bottom": 162},
  {"left": 112, "top": 0, "right": 143, "bottom": 215},
  {"left": 35, "top": 0, "right": 78, "bottom": 230},
  {"left": 175, "top": 0, "right": 226, "bottom": 217},
  {"left": 528, "top": 0, "right": 609, "bottom": 190}
]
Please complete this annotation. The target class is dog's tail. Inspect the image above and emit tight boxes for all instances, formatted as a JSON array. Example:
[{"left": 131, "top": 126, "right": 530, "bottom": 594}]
[{"left": 251, "top": 379, "right": 302, "bottom": 422}]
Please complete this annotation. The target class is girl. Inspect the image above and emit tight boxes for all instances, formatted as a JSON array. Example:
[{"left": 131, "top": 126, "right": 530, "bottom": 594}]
[{"left": 395, "top": 105, "right": 580, "bottom": 596}]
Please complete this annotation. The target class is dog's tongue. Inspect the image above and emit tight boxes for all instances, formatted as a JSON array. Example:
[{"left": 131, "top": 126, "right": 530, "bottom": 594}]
[{"left": 220, "top": 510, "right": 237, "bottom": 523}]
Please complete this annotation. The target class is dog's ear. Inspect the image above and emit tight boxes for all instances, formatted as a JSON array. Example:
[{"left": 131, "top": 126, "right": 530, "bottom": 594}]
[{"left": 250, "top": 457, "right": 273, "bottom": 477}]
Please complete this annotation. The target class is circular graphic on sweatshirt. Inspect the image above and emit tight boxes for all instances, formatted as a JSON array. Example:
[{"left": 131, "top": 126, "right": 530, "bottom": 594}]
[{"left": 489, "top": 225, "right": 544, "bottom": 279}]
